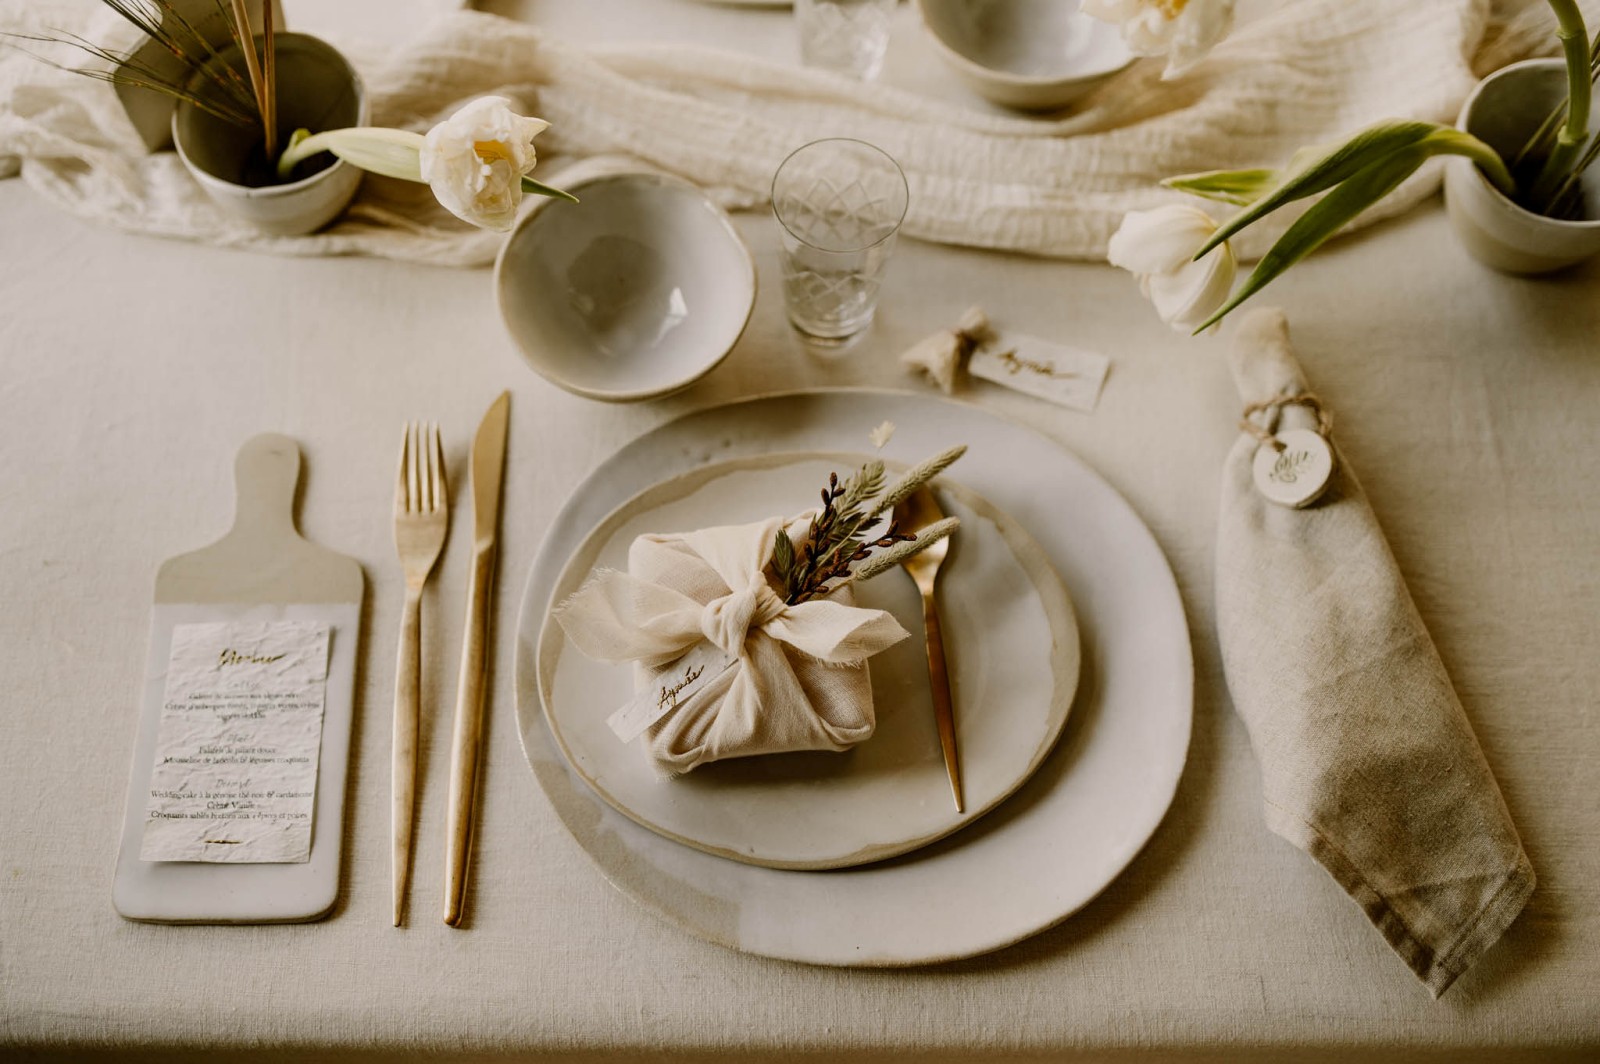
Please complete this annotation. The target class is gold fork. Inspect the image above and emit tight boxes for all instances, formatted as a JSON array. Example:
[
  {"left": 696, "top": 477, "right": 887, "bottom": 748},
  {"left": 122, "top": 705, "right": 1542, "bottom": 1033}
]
[
  {"left": 893, "top": 487, "right": 964, "bottom": 813},
  {"left": 392, "top": 422, "right": 448, "bottom": 927}
]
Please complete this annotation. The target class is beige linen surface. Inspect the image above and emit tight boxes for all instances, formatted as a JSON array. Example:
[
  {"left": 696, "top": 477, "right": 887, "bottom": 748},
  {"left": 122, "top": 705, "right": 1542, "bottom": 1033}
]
[
  {"left": 1216, "top": 309, "right": 1535, "bottom": 997},
  {"left": 2, "top": 179, "right": 1598, "bottom": 1064},
  {"left": 2, "top": 2, "right": 1599, "bottom": 1061},
  {"left": 555, "top": 515, "right": 907, "bottom": 774},
  {"left": 1, "top": 0, "right": 1596, "bottom": 264}
]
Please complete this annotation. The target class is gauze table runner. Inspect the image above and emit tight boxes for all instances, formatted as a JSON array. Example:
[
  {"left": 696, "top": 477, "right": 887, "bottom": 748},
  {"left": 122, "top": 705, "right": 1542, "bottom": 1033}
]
[
  {"left": 1, "top": 0, "right": 1593, "bottom": 265},
  {"left": 1215, "top": 308, "right": 1536, "bottom": 997}
]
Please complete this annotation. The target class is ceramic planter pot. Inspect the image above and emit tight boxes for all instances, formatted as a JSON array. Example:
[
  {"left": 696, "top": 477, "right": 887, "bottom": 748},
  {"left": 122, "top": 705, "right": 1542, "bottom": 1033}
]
[
  {"left": 172, "top": 33, "right": 366, "bottom": 236},
  {"left": 1444, "top": 58, "right": 1600, "bottom": 274}
]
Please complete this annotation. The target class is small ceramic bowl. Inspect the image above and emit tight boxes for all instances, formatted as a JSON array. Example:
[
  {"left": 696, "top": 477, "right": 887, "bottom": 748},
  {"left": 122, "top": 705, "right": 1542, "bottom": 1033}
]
[
  {"left": 496, "top": 172, "right": 757, "bottom": 402},
  {"left": 917, "top": 0, "right": 1134, "bottom": 111}
]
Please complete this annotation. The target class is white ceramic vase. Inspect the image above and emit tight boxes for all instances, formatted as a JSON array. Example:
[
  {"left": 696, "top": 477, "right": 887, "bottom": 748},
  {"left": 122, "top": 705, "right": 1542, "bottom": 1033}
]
[
  {"left": 172, "top": 33, "right": 366, "bottom": 237},
  {"left": 1444, "top": 58, "right": 1600, "bottom": 274}
]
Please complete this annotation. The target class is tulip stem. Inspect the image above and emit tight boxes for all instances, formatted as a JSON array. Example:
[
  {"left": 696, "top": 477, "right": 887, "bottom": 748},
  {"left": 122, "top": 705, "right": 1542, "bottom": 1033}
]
[{"left": 1528, "top": 0, "right": 1593, "bottom": 211}]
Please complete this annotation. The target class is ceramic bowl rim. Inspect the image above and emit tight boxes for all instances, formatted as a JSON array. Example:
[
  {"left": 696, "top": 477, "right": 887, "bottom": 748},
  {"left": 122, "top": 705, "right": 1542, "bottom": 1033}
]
[
  {"left": 1456, "top": 56, "right": 1600, "bottom": 232},
  {"left": 170, "top": 32, "right": 363, "bottom": 199},
  {"left": 494, "top": 170, "right": 758, "bottom": 403},
  {"left": 914, "top": 0, "right": 1135, "bottom": 92}
]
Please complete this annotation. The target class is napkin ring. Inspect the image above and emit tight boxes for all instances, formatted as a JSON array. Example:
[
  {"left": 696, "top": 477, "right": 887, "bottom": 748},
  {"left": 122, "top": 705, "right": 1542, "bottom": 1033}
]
[{"left": 1240, "top": 393, "right": 1336, "bottom": 509}]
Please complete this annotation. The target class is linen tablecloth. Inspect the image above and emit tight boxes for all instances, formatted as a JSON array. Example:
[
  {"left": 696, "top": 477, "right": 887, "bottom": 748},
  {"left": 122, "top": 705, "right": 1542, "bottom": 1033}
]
[{"left": 1, "top": 1, "right": 1597, "bottom": 1060}]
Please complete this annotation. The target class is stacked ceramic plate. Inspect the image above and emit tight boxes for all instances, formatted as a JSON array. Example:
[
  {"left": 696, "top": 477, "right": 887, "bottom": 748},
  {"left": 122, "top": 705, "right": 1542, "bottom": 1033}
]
[{"left": 515, "top": 390, "right": 1192, "bottom": 965}]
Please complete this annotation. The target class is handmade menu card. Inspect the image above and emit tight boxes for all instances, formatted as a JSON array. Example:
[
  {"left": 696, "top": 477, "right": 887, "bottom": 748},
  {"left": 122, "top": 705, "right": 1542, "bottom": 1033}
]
[{"left": 141, "top": 619, "right": 331, "bottom": 864}]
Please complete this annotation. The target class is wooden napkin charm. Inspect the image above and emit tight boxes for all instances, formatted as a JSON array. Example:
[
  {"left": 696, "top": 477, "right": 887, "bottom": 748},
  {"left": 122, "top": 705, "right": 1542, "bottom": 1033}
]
[{"left": 1242, "top": 394, "right": 1336, "bottom": 509}]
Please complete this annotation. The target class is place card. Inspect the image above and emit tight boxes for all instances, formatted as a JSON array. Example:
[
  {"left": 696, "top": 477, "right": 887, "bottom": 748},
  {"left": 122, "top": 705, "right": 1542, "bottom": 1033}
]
[
  {"left": 141, "top": 619, "right": 330, "bottom": 864},
  {"left": 607, "top": 641, "right": 738, "bottom": 743},
  {"left": 968, "top": 334, "right": 1111, "bottom": 412}
]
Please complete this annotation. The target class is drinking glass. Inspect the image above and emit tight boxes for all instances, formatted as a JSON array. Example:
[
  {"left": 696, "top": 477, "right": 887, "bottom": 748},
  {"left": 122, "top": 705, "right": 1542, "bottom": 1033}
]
[
  {"left": 771, "top": 138, "right": 909, "bottom": 343},
  {"left": 794, "top": 0, "right": 897, "bottom": 81}
]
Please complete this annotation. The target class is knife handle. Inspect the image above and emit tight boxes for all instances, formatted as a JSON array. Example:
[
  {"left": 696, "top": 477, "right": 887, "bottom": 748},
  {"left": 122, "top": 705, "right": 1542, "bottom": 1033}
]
[{"left": 443, "top": 545, "right": 495, "bottom": 927}]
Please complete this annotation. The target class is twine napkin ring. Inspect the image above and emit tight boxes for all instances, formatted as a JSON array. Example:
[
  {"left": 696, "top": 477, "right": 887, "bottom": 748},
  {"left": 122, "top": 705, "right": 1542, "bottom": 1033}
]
[
  {"left": 1239, "top": 392, "right": 1333, "bottom": 450},
  {"left": 1241, "top": 392, "right": 1336, "bottom": 509}
]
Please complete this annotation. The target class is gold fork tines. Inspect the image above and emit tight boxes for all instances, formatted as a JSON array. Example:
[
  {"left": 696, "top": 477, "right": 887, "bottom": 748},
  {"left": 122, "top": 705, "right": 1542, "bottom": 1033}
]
[{"left": 392, "top": 421, "right": 448, "bottom": 927}]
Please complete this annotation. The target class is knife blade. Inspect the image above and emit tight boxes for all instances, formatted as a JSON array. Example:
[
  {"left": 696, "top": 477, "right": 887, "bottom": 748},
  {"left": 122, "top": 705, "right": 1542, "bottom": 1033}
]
[{"left": 443, "top": 390, "right": 510, "bottom": 927}]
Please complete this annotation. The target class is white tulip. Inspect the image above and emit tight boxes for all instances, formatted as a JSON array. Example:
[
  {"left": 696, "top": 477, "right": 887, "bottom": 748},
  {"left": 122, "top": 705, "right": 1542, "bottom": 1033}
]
[
  {"left": 418, "top": 96, "right": 551, "bottom": 231},
  {"left": 1080, "top": 0, "right": 1235, "bottom": 77},
  {"left": 1106, "top": 205, "right": 1236, "bottom": 333}
]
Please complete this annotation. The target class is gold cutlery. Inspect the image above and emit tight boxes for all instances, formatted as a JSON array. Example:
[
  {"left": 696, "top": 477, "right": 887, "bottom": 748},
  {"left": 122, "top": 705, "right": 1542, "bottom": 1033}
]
[
  {"left": 443, "top": 392, "right": 511, "bottom": 927},
  {"left": 391, "top": 422, "right": 447, "bottom": 927},
  {"left": 894, "top": 487, "right": 964, "bottom": 813}
]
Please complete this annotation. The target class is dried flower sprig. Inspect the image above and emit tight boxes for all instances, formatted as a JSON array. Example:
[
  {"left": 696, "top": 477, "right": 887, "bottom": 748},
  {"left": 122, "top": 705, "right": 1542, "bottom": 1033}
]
[
  {"left": 772, "top": 446, "right": 967, "bottom": 605},
  {"left": 846, "top": 517, "right": 960, "bottom": 585},
  {"left": 5, "top": 1, "right": 279, "bottom": 157}
]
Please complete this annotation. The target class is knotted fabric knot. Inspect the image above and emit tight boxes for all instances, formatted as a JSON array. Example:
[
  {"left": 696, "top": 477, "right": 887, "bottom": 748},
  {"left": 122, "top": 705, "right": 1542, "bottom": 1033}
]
[
  {"left": 700, "top": 576, "right": 787, "bottom": 656},
  {"left": 900, "top": 305, "right": 992, "bottom": 394}
]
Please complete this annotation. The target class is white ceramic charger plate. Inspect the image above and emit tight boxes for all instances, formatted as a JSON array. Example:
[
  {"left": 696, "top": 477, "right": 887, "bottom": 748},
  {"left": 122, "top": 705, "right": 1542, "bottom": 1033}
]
[
  {"left": 515, "top": 390, "right": 1192, "bottom": 965},
  {"left": 537, "top": 453, "right": 1080, "bottom": 870}
]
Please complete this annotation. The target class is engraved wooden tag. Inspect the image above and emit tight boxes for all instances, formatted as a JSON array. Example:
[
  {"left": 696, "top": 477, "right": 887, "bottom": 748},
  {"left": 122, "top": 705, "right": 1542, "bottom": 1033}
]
[{"left": 1251, "top": 428, "right": 1334, "bottom": 508}]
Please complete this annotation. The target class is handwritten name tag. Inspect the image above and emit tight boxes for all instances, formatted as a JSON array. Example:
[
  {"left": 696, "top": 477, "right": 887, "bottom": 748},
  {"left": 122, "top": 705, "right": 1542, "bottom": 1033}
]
[
  {"left": 968, "top": 334, "right": 1110, "bottom": 413},
  {"left": 607, "top": 641, "right": 738, "bottom": 743},
  {"left": 141, "top": 620, "right": 330, "bottom": 863}
]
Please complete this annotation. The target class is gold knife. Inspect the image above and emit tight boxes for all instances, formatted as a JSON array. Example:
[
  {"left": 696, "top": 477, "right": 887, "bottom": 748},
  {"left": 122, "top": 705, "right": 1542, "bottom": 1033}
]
[{"left": 443, "top": 391, "right": 510, "bottom": 927}]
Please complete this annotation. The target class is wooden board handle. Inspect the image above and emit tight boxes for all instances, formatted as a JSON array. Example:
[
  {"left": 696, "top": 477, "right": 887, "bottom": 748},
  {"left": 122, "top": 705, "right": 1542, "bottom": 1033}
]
[{"left": 232, "top": 433, "right": 301, "bottom": 539}]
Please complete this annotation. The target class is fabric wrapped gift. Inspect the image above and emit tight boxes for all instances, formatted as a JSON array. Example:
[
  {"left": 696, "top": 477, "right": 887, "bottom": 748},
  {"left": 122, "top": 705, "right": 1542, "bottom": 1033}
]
[{"left": 555, "top": 514, "right": 910, "bottom": 775}]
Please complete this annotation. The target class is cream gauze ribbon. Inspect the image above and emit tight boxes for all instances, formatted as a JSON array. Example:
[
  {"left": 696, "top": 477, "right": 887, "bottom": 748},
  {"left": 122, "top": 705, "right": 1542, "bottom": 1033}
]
[{"left": 555, "top": 514, "right": 908, "bottom": 775}]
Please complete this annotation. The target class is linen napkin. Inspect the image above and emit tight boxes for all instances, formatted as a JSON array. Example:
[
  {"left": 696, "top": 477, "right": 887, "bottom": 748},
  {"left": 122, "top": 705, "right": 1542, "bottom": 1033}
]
[
  {"left": 555, "top": 514, "right": 907, "bottom": 776},
  {"left": 1216, "top": 308, "right": 1535, "bottom": 997}
]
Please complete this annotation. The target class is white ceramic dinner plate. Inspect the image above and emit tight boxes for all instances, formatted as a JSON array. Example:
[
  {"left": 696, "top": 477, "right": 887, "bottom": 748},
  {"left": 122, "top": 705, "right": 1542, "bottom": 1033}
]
[
  {"left": 537, "top": 453, "right": 1081, "bottom": 869},
  {"left": 515, "top": 390, "right": 1192, "bottom": 966}
]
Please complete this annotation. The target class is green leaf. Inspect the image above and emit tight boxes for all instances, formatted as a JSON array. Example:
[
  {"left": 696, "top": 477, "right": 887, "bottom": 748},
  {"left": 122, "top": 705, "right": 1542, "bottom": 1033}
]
[
  {"left": 837, "top": 460, "right": 886, "bottom": 515},
  {"left": 772, "top": 527, "right": 796, "bottom": 595},
  {"left": 1162, "top": 168, "right": 1279, "bottom": 206},
  {"left": 1192, "top": 120, "right": 1446, "bottom": 259},
  {"left": 521, "top": 176, "right": 579, "bottom": 204},
  {"left": 1193, "top": 145, "right": 1431, "bottom": 333}
]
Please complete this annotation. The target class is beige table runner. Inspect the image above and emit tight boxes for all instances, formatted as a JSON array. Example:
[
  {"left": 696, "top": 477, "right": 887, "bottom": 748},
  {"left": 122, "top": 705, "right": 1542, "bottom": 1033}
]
[{"left": 1, "top": 0, "right": 1592, "bottom": 265}]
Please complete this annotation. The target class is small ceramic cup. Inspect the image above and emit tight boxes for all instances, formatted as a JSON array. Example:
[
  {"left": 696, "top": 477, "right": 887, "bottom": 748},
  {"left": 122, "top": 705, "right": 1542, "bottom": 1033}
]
[
  {"left": 1444, "top": 58, "right": 1600, "bottom": 274},
  {"left": 173, "top": 33, "right": 366, "bottom": 236}
]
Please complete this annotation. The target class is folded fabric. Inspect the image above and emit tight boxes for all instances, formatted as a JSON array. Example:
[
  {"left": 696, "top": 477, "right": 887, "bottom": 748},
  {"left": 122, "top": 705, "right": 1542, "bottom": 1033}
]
[
  {"left": 900, "top": 306, "right": 992, "bottom": 394},
  {"left": 555, "top": 514, "right": 907, "bottom": 776},
  {"left": 1215, "top": 308, "right": 1535, "bottom": 997},
  {"left": 0, "top": 0, "right": 1562, "bottom": 264}
]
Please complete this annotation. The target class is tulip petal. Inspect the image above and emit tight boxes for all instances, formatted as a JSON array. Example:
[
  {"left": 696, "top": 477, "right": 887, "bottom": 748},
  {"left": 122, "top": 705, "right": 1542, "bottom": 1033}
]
[
  {"left": 1107, "top": 205, "right": 1216, "bottom": 274},
  {"left": 1146, "top": 244, "right": 1236, "bottom": 331}
]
